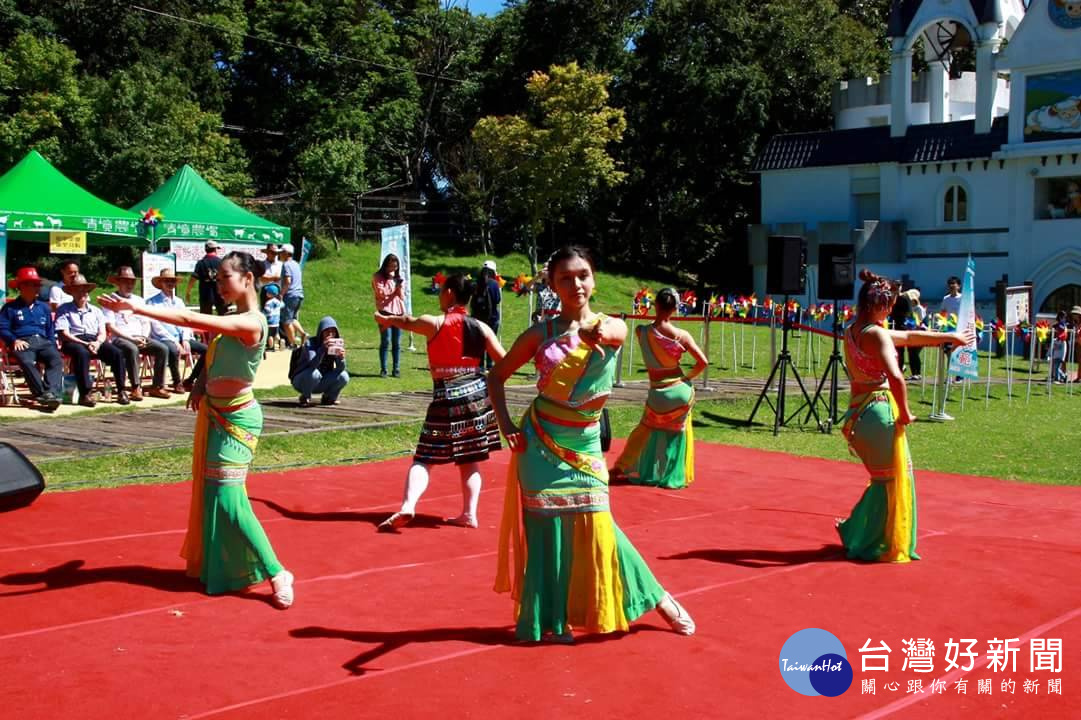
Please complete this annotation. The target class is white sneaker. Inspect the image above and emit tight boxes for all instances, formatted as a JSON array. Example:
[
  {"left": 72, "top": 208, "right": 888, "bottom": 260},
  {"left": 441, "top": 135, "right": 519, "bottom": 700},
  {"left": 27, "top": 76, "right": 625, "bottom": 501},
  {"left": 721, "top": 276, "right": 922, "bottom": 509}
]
[
  {"left": 270, "top": 570, "right": 295, "bottom": 609},
  {"left": 928, "top": 412, "right": 955, "bottom": 422}
]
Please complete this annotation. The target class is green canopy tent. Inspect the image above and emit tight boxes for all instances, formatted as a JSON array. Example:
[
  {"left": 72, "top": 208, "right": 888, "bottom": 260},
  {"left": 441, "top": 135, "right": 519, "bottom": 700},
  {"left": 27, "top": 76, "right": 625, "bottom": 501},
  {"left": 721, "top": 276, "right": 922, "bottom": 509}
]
[
  {"left": 0, "top": 150, "right": 142, "bottom": 245},
  {"left": 130, "top": 165, "right": 290, "bottom": 252}
]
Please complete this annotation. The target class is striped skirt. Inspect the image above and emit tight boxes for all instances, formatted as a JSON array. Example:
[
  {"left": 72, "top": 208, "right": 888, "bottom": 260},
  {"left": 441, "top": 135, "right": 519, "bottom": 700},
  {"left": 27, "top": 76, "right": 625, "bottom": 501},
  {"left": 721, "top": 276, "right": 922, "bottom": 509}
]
[{"left": 414, "top": 372, "right": 500, "bottom": 465}]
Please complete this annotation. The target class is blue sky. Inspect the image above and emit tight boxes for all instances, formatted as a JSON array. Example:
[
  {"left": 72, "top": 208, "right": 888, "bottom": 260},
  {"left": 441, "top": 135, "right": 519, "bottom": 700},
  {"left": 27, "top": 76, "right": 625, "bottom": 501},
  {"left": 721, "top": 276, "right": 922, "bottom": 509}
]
[{"left": 459, "top": 0, "right": 506, "bottom": 16}]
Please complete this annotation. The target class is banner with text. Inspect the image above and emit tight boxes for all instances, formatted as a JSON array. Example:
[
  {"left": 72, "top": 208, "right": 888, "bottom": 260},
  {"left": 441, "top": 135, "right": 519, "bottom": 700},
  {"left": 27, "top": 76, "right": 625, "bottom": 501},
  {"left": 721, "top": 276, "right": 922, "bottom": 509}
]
[
  {"left": 141, "top": 252, "right": 177, "bottom": 300},
  {"left": 380, "top": 224, "right": 412, "bottom": 315}
]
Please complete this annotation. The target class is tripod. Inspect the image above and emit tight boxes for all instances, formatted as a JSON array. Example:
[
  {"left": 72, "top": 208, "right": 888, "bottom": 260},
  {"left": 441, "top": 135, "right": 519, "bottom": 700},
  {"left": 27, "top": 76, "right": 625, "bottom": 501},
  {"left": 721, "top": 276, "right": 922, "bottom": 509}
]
[
  {"left": 806, "top": 302, "right": 848, "bottom": 433},
  {"left": 747, "top": 296, "right": 822, "bottom": 435}
]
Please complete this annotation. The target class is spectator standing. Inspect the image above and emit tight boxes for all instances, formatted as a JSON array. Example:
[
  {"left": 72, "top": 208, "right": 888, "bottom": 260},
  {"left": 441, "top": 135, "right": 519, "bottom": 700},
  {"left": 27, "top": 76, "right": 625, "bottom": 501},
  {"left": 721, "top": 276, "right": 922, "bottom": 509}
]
[
  {"left": 260, "top": 243, "right": 282, "bottom": 305},
  {"left": 291, "top": 316, "right": 350, "bottom": 406},
  {"left": 371, "top": 253, "right": 405, "bottom": 377},
  {"left": 0, "top": 267, "right": 63, "bottom": 411},
  {"left": 262, "top": 284, "right": 284, "bottom": 351},
  {"left": 104, "top": 266, "right": 170, "bottom": 400},
  {"left": 470, "top": 260, "right": 502, "bottom": 370},
  {"left": 185, "top": 241, "right": 228, "bottom": 315},
  {"left": 48, "top": 260, "right": 80, "bottom": 310},
  {"left": 279, "top": 243, "right": 307, "bottom": 347},
  {"left": 891, "top": 288, "right": 925, "bottom": 381},
  {"left": 147, "top": 268, "right": 207, "bottom": 393},
  {"left": 1051, "top": 310, "right": 1069, "bottom": 383},
  {"left": 55, "top": 274, "right": 128, "bottom": 406},
  {"left": 940, "top": 275, "right": 962, "bottom": 318}
]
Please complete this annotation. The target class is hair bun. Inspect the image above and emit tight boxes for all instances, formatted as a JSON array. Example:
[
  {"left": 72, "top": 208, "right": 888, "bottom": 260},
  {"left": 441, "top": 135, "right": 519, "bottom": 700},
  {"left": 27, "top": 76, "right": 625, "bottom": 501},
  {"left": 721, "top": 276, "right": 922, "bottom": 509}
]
[{"left": 858, "top": 268, "right": 878, "bottom": 283}]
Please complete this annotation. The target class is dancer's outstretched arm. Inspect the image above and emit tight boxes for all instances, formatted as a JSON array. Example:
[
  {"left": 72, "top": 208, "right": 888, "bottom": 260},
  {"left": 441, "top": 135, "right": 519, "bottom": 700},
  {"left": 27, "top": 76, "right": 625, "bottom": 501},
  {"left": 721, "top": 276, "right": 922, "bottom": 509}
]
[{"left": 99, "top": 294, "right": 262, "bottom": 346}]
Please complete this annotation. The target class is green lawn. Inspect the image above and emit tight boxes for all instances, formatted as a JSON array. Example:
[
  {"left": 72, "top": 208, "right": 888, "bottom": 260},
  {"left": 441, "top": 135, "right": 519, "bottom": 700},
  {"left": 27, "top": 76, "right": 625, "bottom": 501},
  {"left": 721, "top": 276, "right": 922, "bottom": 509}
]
[
  {"left": 20, "top": 236, "right": 1081, "bottom": 490},
  {"left": 39, "top": 383, "right": 1079, "bottom": 491}
]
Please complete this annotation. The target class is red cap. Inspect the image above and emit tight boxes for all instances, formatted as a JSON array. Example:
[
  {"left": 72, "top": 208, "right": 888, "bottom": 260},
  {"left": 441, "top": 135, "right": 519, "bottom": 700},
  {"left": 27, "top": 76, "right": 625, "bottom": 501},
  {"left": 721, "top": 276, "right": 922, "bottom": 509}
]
[{"left": 8, "top": 266, "right": 43, "bottom": 289}]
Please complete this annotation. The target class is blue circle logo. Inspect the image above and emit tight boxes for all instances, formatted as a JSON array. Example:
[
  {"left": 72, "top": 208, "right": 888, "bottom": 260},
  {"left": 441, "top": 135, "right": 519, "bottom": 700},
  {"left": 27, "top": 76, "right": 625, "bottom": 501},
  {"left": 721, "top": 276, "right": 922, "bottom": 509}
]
[{"left": 778, "top": 629, "right": 853, "bottom": 696}]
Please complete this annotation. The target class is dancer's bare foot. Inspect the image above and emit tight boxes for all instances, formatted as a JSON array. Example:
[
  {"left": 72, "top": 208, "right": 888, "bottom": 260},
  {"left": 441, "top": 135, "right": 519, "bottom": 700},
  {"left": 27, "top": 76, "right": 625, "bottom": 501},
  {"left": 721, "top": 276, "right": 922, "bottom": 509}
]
[
  {"left": 444, "top": 513, "right": 478, "bottom": 528},
  {"left": 656, "top": 592, "right": 695, "bottom": 636},
  {"left": 378, "top": 511, "right": 414, "bottom": 532}
]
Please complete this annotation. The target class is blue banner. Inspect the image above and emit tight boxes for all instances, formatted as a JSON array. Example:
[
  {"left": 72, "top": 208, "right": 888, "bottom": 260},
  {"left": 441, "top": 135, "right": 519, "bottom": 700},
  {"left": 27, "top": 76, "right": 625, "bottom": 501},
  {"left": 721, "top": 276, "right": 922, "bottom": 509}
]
[
  {"left": 948, "top": 256, "right": 979, "bottom": 379},
  {"left": 380, "top": 224, "right": 412, "bottom": 315}
]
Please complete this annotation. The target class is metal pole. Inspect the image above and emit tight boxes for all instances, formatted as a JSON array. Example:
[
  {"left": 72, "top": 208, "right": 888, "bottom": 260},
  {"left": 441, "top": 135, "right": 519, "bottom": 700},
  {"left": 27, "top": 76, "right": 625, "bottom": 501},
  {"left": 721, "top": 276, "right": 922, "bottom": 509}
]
[{"left": 701, "top": 314, "right": 712, "bottom": 391}]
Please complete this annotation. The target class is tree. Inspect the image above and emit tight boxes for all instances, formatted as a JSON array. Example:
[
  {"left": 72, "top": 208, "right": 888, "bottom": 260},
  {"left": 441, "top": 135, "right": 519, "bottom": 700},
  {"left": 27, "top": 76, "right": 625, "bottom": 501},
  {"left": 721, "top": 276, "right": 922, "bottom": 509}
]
[
  {"left": 617, "top": 0, "right": 885, "bottom": 287},
  {"left": 72, "top": 62, "right": 251, "bottom": 206},
  {"left": 472, "top": 62, "right": 626, "bottom": 268},
  {"left": 0, "top": 32, "right": 86, "bottom": 169}
]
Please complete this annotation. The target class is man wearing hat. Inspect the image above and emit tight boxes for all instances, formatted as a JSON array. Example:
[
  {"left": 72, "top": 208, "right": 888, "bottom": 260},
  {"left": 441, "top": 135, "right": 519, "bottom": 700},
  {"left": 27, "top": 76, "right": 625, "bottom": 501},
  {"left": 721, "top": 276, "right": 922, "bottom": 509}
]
[
  {"left": 148, "top": 267, "right": 207, "bottom": 393},
  {"left": 56, "top": 274, "right": 128, "bottom": 406},
  {"left": 470, "top": 259, "right": 502, "bottom": 369},
  {"left": 103, "top": 266, "right": 170, "bottom": 400},
  {"left": 184, "top": 240, "right": 228, "bottom": 315},
  {"left": 0, "top": 267, "right": 63, "bottom": 411},
  {"left": 278, "top": 242, "right": 308, "bottom": 347},
  {"left": 262, "top": 243, "right": 282, "bottom": 289}
]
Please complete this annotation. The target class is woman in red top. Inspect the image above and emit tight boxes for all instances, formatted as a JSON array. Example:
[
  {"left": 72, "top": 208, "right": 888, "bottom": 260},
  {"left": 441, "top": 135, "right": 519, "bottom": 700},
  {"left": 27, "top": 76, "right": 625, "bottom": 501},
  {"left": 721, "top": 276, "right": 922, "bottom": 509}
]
[
  {"left": 375, "top": 274, "right": 506, "bottom": 530},
  {"left": 372, "top": 253, "right": 406, "bottom": 377}
]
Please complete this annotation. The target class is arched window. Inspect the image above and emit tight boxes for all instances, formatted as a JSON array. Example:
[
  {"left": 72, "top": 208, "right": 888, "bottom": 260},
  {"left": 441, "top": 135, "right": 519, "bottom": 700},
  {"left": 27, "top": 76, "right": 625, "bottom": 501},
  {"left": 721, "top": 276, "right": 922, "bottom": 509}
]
[{"left": 943, "top": 184, "right": 967, "bottom": 223}]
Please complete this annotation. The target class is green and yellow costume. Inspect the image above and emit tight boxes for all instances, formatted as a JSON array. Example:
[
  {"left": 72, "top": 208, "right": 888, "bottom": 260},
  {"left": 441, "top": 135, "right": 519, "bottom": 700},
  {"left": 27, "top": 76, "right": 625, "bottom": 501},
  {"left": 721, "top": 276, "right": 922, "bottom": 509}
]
[
  {"left": 182, "top": 312, "right": 285, "bottom": 593},
  {"left": 496, "top": 317, "right": 666, "bottom": 641},
  {"left": 836, "top": 324, "right": 919, "bottom": 563},
  {"left": 614, "top": 324, "right": 696, "bottom": 488}
]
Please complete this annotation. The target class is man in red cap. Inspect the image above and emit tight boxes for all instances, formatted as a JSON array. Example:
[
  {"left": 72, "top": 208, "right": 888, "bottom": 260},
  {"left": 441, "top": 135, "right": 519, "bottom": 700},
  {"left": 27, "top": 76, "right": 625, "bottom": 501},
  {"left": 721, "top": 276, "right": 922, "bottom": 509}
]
[{"left": 0, "top": 267, "right": 64, "bottom": 411}]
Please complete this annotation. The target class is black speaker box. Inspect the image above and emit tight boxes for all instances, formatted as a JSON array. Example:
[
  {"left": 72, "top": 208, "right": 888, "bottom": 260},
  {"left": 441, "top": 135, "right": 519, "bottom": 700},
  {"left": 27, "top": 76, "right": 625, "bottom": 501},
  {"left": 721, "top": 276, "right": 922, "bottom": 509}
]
[
  {"left": 766, "top": 236, "right": 806, "bottom": 295},
  {"left": 0, "top": 442, "right": 45, "bottom": 511},
  {"left": 818, "top": 243, "right": 856, "bottom": 300}
]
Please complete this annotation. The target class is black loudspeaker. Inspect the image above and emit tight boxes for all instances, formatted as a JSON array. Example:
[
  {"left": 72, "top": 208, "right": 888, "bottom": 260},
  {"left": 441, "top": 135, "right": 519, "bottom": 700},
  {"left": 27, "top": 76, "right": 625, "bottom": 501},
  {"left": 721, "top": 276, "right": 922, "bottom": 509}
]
[
  {"left": 766, "top": 236, "right": 806, "bottom": 295},
  {"left": 0, "top": 442, "right": 45, "bottom": 511},
  {"left": 818, "top": 243, "right": 856, "bottom": 299}
]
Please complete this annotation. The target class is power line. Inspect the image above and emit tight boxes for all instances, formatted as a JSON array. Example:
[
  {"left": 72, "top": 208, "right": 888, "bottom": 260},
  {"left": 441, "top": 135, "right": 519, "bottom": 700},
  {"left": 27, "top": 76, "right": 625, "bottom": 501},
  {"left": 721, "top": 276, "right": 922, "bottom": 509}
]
[{"left": 129, "top": 4, "right": 466, "bottom": 84}]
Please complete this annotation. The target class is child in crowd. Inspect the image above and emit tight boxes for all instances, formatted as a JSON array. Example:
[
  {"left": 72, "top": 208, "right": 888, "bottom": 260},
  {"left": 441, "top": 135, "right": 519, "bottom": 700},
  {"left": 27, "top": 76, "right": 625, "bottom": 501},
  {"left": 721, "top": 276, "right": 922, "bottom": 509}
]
[{"left": 263, "top": 284, "right": 284, "bottom": 352}]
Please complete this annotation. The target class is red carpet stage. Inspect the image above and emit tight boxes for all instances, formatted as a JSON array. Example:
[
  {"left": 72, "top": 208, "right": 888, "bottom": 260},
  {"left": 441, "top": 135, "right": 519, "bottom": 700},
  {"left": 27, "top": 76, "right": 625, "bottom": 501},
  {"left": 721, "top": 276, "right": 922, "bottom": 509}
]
[{"left": 1, "top": 442, "right": 1078, "bottom": 718}]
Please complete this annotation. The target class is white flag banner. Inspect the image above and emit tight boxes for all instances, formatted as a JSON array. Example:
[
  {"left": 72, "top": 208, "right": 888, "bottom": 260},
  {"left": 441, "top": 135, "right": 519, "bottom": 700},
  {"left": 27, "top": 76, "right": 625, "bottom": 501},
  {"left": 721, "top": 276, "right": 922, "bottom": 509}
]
[{"left": 948, "top": 256, "right": 979, "bottom": 379}]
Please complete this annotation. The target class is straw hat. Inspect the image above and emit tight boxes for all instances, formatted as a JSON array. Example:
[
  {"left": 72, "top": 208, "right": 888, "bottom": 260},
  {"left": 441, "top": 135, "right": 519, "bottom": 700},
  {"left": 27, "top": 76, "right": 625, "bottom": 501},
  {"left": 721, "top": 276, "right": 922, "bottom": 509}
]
[
  {"left": 7, "top": 267, "right": 43, "bottom": 289},
  {"left": 1070, "top": 306, "right": 1081, "bottom": 317},
  {"left": 65, "top": 273, "right": 97, "bottom": 293},
  {"left": 151, "top": 267, "right": 180, "bottom": 290},
  {"left": 904, "top": 288, "right": 921, "bottom": 302},
  {"left": 108, "top": 266, "right": 138, "bottom": 286}
]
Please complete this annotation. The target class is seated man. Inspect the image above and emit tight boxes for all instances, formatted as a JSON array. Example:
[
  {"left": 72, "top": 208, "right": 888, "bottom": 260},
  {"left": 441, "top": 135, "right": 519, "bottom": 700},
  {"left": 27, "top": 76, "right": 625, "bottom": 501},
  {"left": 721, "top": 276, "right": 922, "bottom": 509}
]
[
  {"left": 290, "top": 316, "right": 349, "bottom": 406},
  {"left": 146, "top": 268, "right": 207, "bottom": 393},
  {"left": 0, "top": 267, "right": 63, "bottom": 411},
  {"left": 102, "top": 266, "right": 169, "bottom": 400},
  {"left": 55, "top": 274, "right": 128, "bottom": 406}
]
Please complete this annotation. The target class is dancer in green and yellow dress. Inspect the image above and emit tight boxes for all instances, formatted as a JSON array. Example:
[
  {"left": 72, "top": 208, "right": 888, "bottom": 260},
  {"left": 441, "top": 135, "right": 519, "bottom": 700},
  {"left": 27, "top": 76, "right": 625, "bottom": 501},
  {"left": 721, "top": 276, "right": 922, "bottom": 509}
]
[
  {"left": 100, "top": 252, "right": 294, "bottom": 607},
  {"left": 612, "top": 288, "right": 708, "bottom": 489},
  {"left": 488, "top": 246, "right": 695, "bottom": 642},
  {"left": 838, "top": 269, "right": 972, "bottom": 563}
]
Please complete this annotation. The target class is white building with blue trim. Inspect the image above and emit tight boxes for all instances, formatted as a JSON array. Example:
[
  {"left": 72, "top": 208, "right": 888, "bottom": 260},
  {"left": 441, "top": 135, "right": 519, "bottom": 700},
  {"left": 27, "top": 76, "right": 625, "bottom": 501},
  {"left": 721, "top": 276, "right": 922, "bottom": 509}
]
[{"left": 751, "top": 0, "right": 1081, "bottom": 314}]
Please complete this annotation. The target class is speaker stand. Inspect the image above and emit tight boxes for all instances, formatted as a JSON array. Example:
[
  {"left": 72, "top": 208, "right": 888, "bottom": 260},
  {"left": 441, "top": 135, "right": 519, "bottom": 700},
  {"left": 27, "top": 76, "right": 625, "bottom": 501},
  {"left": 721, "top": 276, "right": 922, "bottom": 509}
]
[
  {"left": 747, "top": 296, "right": 822, "bottom": 435},
  {"left": 806, "top": 302, "right": 849, "bottom": 433}
]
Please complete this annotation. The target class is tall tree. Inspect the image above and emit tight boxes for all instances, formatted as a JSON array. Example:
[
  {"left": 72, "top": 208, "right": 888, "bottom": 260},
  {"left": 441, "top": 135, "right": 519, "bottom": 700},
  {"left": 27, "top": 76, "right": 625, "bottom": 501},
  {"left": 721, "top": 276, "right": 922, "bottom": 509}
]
[
  {"left": 472, "top": 62, "right": 626, "bottom": 267},
  {"left": 0, "top": 32, "right": 86, "bottom": 169},
  {"left": 618, "top": 0, "right": 885, "bottom": 287}
]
